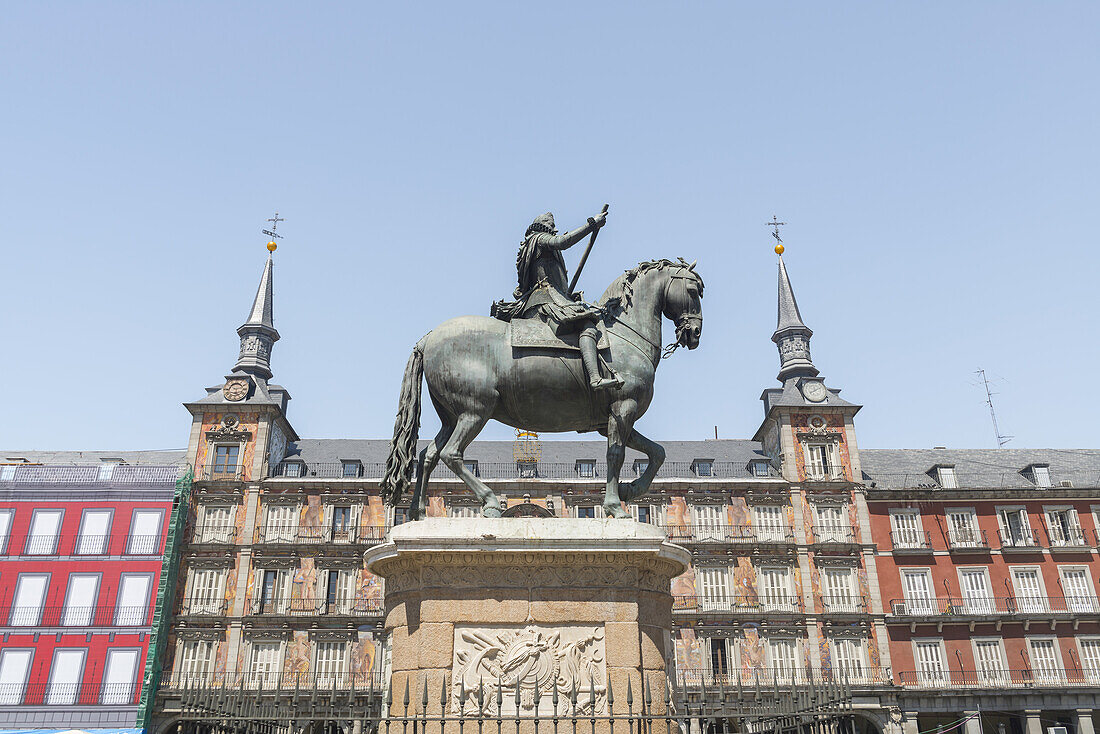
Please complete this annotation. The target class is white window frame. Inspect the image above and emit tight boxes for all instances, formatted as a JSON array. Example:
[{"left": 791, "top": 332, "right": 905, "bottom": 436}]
[
  {"left": 803, "top": 441, "right": 842, "bottom": 480},
  {"left": 1077, "top": 636, "right": 1100, "bottom": 684},
  {"left": 0, "top": 648, "right": 34, "bottom": 705},
  {"left": 62, "top": 573, "right": 101, "bottom": 626},
  {"left": 696, "top": 566, "right": 731, "bottom": 611},
  {"left": 765, "top": 636, "right": 801, "bottom": 682},
  {"left": 188, "top": 568, "right": 227, "bottom": 615},
  {"left": 0, "top": 508, "right": 13, "bottom": 554},
  {"left": 575, "top": 460, "right": 596, "bottom": 478},
  {"left": 814, "top": 503, "right": 848, "bottom": 543},
  {"left": 45, "top": 647, "right": 87, "bottom": 705},
  {"left": 1026, "top": 636, "right": 1065, "bottom": 683},
  {"left": 75, "top": 508, "right": 113, "bottom": 555},
  {"left": 831, "top": 637, "right": 867, "bottom": 683},
  {"left": 913, "top": 638, "right": 948, "bottom": 686},
  {"left": 901, "top": 568, "right": 936, "bottom": 615},
  {"left": 758, "top": 565, "right": 796, "bottom": 612},
  {"left": 314, "top": 640, "right": 349, "bottom": 687},
  {"left": 706, "top": 636, "right": 734, "bottom": 679},
  {"left": 1058, "top": 565, "right": 1098, "bottom": 613},
  {"left": 248, "top": 639, "right": 285, "bottom": 688},
  {"left": 198, "top": 504, "right": 236, "bottom": 543},
  {"left": 115, "top": 572, "right": 153, "bottom": 625},
  {"left": 890, "top": 509, "right": 924, "bottom": 548},
  {"left": 1044, "top": 506, "right": 1083, "bottom": 547},
  {"left": 822, "top": 566, "right": 857, "bottom": 612},
  {"left": 692, "top": 504, "right": 726, "bottom": 541},
  {"left": 127, "top": 508, "right": 164, "bottom": 554},
  {"left": 321, "top": 568, "right": 358, "bottom": 615},
  {"left": 753, "top": 505, "right": 787, "bottom": 542},
  {"left": 1032, "top": 465, "right": 1052, "bottom": 488},
  {"left": 264, "top": 503, "right": 299, "bottom": 542},
  {"left": 26, "top": 508, "right": 64, "bottom": 555},
  {"left": 101, "top": 648, "right": 140, "bottom": 704},
  {"left": 1010, "top": 566, "right": 1048, "bottom": 613},
  {"left": 11, "top": 573, "right": 50, "bottom": 626},
  {"left": 936, "top": 466, "right": 958, "bottom": 489},
  {"left": 325, "top": 503, "right": 359, "bottom": 543},
  {"left": 256, "top": 568, "right": 291, "bottom": 614},
  {"left": 945, "top": 508, "right": 981, "bottom": 548},
  {"left": 956, "top": 566, "right": 995, "bottom": 614},
  {"left": 970, "top": 637, "right": 1008, "bottom": 684},
  {"left": 177, "top": 638, "right": 218, "bottom": 685},
  {"left": 997, "top": 506, "right": 1034, "bottom": 547}
]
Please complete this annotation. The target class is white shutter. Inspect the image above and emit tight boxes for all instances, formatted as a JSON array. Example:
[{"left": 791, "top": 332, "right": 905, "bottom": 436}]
[
  {"left": 315, "top": 642, "right": 347, "bottom": 686},
  {"left": 760, "top": 567, "right": 793, "bottom": 611},
  {"left": 1061, "top": 568, "right": 1095, "bottom": 612},
  {"left": 63, "top": 574, "right": 100, "bottom": 626},
  {"left": 115, "top": 574, "right": 151, "bottom": 625},
  {"left": 179, "top": 640, "right": 216, "bottom": 684},
  {"left": 191, "top": 569, "right": 225, "bottom": 614},
  {"left": 974, "top": 640, "right": 1006, "bottom": 683},
  {"left": 806, "top": 446, "right": 826, "bottom": 478},
  {"left": 833, "top": 639, "right": 864, "bottom": 683},
  {"left": 1028, "top": 639, "right": 1062, "bottom": 682},
  {"left": 250, "top": 642, "right": 282, "bottom": 688},
  {"left": 768, "top": 638, "right": 799, "bottom": 682},
  {"left": 266, "top": 505, "right": 297, "bottom": 542},
  {"left": 45, "top": 648, "right": 86, "bottom": 705},
  {"left": 697, "top": 567, "right": 730, "bottom": 611},
  {"left": 11, "top": 574, "right": 48, "bottom": 626},
  {"left": 77, "top": 510, "right": 112, "bottom": 554},
  {"left": 692, "top": 505, "right": 724, "bottom": 541},
  {"left": 816, "top": 505, "right": 846, "bottom": 542},
  {"left": 101, "top": 649, "right": 139, "bottom": 704},
  {"left": 947, "top": 511, "right": 978, "bottom": 547},
  {"left": 1080, "top": 640, "right": 1100, "bottom": 683},
  {"left": 891, "top": 513, "right": 921, "bottom": 548},
  {"left": 27, "top": 509, "right": 63, "bottom": 554},
  {"left": 903, "top": 571, "right": 934, "bottom": 615},
  {"left": 0, "top": 649, "right": 33, "bottom": 705},
  {"left": 960, "top": 569, "right": 994, "bottom": 613},
  {"left": 823, "top": 569, "right": 855, "bottom": 612},
  {"left": 915, "top": 641, "right": 946, "bottom": 685},
  {"left": 127, "top": 510, "right": 162, "bottom": 554},
  {"left": 1012, "top": 569, "right": 1047, "bottom": 612},
  {"left": 1000, "top": 509, "right": 1031, "bottom": 546},
  {"left": 202, "top": 506, "right": 235, "bottom": 542},
  {"left": 754, "top": 506, "right": 786, "bottom": 542}
]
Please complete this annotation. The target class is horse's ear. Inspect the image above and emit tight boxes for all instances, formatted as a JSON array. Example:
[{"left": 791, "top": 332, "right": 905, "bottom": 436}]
[{"left": 688, "top": 259, "right": 697, "bottom": 271}]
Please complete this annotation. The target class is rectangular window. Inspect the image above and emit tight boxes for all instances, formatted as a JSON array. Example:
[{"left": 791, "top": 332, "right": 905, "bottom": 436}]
[
  {"left": 697, "top": 567, "right": 730, "bottom": 611},
  {"left": 189, "top": 569, "right": 226, "bottom": 615},
  {"left": 752, "top": 460, "right": 771, "bottom": 477},
  {"left": 693, "top": 460, "right": 713, "bottom": 477},
  {"left": 0, "top": 509, "right": 13, "bottom": 554},
  {"left": 902, "top": 570, "right": 935, "bottom": 615},
  {"left": 937, "top": 466, "right": 958, "bottom": 489},
  {"left": 833, "top": 638, "right": 865, "bottom": 683},
  {"left": 709, "top": 637, "right": 730, "bottom": 678},
  {"left": 759, "top": 567, "right": 794, "bottom": 612},
  {"left": 250, "top": 642, "right": 282, "bottom": 688},
  {"left": 115, "top": 574, "right": 151, "bottom": 625},
  {"left": 958, "top": 568, "right": 994, "bottom": 613},
  {"left": 265, "top": 504, "right": 297, "bottom": 542},
  {"left": 11, "top": 573, "right": 49, "bottom": 626},
  {"left": 282, "top": 461, "right": 303, "bottom": 478},
  {"left": 891, "top": 511, "right": 924, "bottom": 548},
  {"left": 576, "top": 460, "right": 596, "bottom": 478},
  {"left": 101, "top": 649, "right": 139, "bottom": 704},
  {"left": 1060, "top": 567, "right": 1097, "bottom": 612},
  {"left": 393, "top": 507, "right": 410, "bottom": 525},
  {"left": 330, "top": 506, "right": 352, "bottom": 541},
  {"left": 1012, "top": 568, "right": 1047, "bottom": 613},
  {"left": 45, "top": 648, "right": 86, "bottom": 705},
  {"left": 63, "top": 573, "right": 100, "bottom": 626},
  {"left": 575, "top": 506, "right": 596, "bottom": 519},
  {"left": 754, "top": 505, "right": 787, "bottom": 542},
  {"left": 258, "top": 569, "right": 290, "bottom": 614},
  {"left": 200, "top": 505, "right": 235, "bottom": 543},
  {"left": 463, "top": 460, "right": 479, "bottom": 476},
  {"left": 1046, "top": 508, "right": 1083, "bottom": 547},
  {"left": 212, "top": 445, "right": 240, "bottom": 477},
  {"left": 915, "top": 640, "right": 947, "bottom": 685},
  {"left": 178, "top": 640, "right": 216, "bottom": 684},
  {"left": 341, "top": 461, "right": 361, "bottom": 478},
  {"left": 973, "top": 639, "right": 1007, "bottom": 684},
  {"left": 26, "top": 508, "right": 63, "bottom": 554},
  {"left": 631, "top": 505, "right": 653, "bottom": 524},
  {"left": 0, "top": 649, "right": 33, "bottom": 705},
  {"left": 76, "top": 509, "right": 112, "bottom": 555},
  {"left": 692, "top": 504, "right": 725, "bottom": 541},
  {"left": 946, "top": 509, "right": 980, "bottom": 547},
  {"left": 1033, "top": 466, "right": 1052, "bottom": 487},
  {"left": 127, "top": 509, "right": 163, "bottom": 554},
  {"left": 815, "top": 504, "right": 847, "bottom": 542},
  {"left": 324, "top": 570, "right": 357, "bottom": 614},
  {"left": 315, "top": 641, "right": 348, "bottom": 686},
  {"left": 449, "top": 505, "right": 479, "bottom": 519},
  {"left": 822, "top": 568, "right": 856, "bottom": 612},
  {"left": 1028, "top": 638, "right": 1064, "bottom": 682},
  {"left": 1080, "top": 638, "right": 1100, "bottom": 683},
  {"left": 767, "top": 638, "right": 799, "bottom": 682},
  {"left": 633, "top": 460, "right": 648, "bottom": 476},
  {"left": 804, "top": 443, "right": 840, "bottom": 480},
  {"left": 998, "top": 508, "right": 1033, "bottom": 547}
]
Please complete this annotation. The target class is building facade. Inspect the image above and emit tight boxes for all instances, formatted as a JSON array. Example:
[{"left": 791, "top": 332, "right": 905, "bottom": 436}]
[{"left": 0, "top": 454, "right": 183, "bottom": 729}]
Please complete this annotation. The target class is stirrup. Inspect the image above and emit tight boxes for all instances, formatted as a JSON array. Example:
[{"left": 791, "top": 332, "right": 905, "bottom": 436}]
[{"left": 590, "top": 374, "right": 624, "bottom": 391}]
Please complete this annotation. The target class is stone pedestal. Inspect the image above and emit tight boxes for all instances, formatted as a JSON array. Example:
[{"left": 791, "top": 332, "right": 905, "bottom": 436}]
[{"left": 364, "top": 518, "right": 689, "bottom": 718}]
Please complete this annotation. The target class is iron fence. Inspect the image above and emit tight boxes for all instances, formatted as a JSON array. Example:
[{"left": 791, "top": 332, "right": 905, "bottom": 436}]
[
  {"left": 897, "top": 668, "right": 1100, "bottom": 689},
  {"left": 252, "top": 525, "right": 388, "bottom": 545},
  {"left": 676, "top": 667, "right": 889, "bottom": 687},
  {"left": 887, "top": 595, "right": 1100, "bottom": 617},
  {"left": 272, "top": 461, "right": 776, "bottom": 481},
  {"left": 0, "top": 604, "right": 151, "bottom": 627},
  {"left": 244, "top": 596, "right": 384, "bottom": 617},
  {"left": 5, "top": 532, "right": 166, "bottom": 556},
  {"left": 0, "top": 463, "right": 181, "bottom": 487},
  {"left": 888, "top": 530, "right": 932, "bottom": 551},
  {"left": 0, "top": 680, "right": 140, "bottom": 706},
  {"left": 179, "top": 597, "right": 230, "bottom": 616},
  {"left": 820, "top": 596, "right": 867, "bottom": 615},
  {"left": 673, "top": 595, "right": 804, "bottom": 614}
]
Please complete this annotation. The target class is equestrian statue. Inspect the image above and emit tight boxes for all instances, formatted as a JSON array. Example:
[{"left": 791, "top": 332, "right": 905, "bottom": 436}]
[{"left": 381, "top": 205, "right": 704, "bottom": 519}]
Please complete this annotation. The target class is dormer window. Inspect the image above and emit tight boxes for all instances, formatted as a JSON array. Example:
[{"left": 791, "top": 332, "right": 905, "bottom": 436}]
[
  {"left": 633, "top": 459, "right": 649, "bottom": 476},
  {"left": 935, "top": 465, "right": 958, "bottom": 489},
  {"left": 516, "top": 461, "right": 537, "bottom": 478},
  {"left": 281, "top": 461, "right": 303, "bottom": 478},
  {"left": 463, "top": 460, "right": 479, "bottom": 477},
  {"left": 692, "top": 459, "right": 714, "bottom": 477},
  {"left": 1028, "top": 464, "right": 1052, "bottom": 488},
  {"left": 340, "top": 460, "right": 362, "bottom": 478},
  {"left": 750, "top": 460, "right": 772, "bottom": 478},
  {"left": 576, "top": 460, "right": 596, "bottom": 478}
]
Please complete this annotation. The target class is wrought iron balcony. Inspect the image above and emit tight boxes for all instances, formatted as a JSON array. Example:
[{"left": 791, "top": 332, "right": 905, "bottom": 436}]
[
  {"left": 811, "top": 526, "right": 857, "bottom": 545},
  {"left": 1044, "top": 526, "right": 1094, "bottom": 551},
  {"left": 244, "top": 596, "right": 383, "bottom": 617},
  {"left": 889, "top": 530, "right": 932, "bottom": 552},
  {"left": 676, "top": 667, "right": 890, "bottom": 688},
  {"left": 201, "top": 464, "right": 245, "bottom": 482},
  {"left": 820, "top": 595, "right": 868, "bottom": 615},
  {"left": 998, "top": 528, "right": 1041, "bottom": 551},
  {"left": 191, "top": 525, "right": 239, "bottom": 544},
  {"left": 946, "top": 529, "right": 990, "bottom": 552},
  {"left": 179, "top": 597, "right": 229, "bottom": 617},
  {"left": 164, "top": 671, "right": 386, "bottom": 693},
  {"left": 888, "top": 595, "right": 1100, "bottom": 619},
  {"left": 673, "top": 595, "right": 803, "bottom": 615},
  {"left": 0, "top": 604, "right": 151, "bottom": 627},
  {"left": 271, "top": 459, "right": 777, "bottom": 480},
  {"left": 660, "top": 524, "right": 794, "bottom": 545},
  {"left": 251, "top": 524, "right": 388, "bottom": 545},
  {"left": 0, "top": 680, "right": 140, "bottom": 706},
  {"left": 897, "top": 668, "right": 1100, "bottom": 689}
]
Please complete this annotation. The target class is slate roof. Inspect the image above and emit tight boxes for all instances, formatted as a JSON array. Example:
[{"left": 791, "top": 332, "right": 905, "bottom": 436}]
[
  {"left": 860, "top": 448, "right": 1100, "bottom": 489},
  {"left": 0, "top": 449, "right": 187, "bottom": 465}
]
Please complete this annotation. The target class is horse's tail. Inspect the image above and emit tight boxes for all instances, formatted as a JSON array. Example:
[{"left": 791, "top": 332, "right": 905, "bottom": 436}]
[{"left": 381, "top": 338, "right": 426, "bottom": 506}]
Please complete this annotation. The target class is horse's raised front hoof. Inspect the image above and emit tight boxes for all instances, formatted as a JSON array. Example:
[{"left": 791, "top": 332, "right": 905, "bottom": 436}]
[
  {"left": 482, "top": 505, "right": 502, "bottom": 519},
  {"left": 603, "top": 502, "right": 631, "bottom": 519},
  {"left": 618, "top": 480, "right": 642, "bottom": 503}
]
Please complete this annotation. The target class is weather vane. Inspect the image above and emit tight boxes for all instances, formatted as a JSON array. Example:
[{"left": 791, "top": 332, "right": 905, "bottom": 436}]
[
  {"left": 767, "top": 215, "right": 786, "bottom": 254},
  {"left": 262, "top": 212, "right": 285, "bottom": 252}
]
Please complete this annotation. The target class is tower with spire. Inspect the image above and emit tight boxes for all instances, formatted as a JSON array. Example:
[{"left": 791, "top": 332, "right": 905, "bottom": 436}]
[
  {"left": 753, "top": 223, "right": 862, "bottom": 483},
  {"left": 182, "top": 221, "right": 298, "bottom": 483}
]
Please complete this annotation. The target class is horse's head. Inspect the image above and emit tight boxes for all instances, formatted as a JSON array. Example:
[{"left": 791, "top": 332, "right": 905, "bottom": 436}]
[{"left": 663, "top": 259, "right": 704, "bottom": 350}]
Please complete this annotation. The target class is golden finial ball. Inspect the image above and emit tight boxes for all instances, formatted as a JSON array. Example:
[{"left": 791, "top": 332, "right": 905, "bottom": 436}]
[
  {"left": 267, "top": 240, "right": 278, "bottom": 252},
  {"left": 774, "top": 243, "right": 784, "bottom": 255}
]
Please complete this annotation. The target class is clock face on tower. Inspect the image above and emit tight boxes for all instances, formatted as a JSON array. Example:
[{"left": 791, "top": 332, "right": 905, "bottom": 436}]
[
  {"left": 223, "top": 378, "right": 249, "bottom": 402},
  {"left": 802, "top": 381, "right": 827, "bottom": 403}
]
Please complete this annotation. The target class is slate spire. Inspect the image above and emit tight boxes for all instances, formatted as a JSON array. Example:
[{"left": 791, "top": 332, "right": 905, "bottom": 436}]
[
  {"left": 771, "top": 253, "right": 818, "bottom": 382},
  {"left": 232, "top": 252, "right": 280, "bottom": 380}
]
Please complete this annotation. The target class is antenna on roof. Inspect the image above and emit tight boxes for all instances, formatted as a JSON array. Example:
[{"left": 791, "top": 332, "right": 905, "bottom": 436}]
[{"left": 975, "top": 369, "right": 1013, "bottom": 447}]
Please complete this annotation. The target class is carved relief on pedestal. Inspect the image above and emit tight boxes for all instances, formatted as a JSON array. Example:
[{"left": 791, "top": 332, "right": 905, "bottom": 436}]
[{"left": 451, "top": 624, "right": 606, "bottom": 716}]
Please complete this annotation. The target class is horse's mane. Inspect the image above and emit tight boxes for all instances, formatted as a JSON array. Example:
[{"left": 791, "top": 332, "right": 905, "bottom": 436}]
[{"left": 598, "top": 258, "right": 704, "bottom": 316}]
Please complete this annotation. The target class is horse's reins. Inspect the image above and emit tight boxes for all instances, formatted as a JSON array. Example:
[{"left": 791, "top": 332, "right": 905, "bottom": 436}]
[{"left": 609, "top": 269, "right": 701, "bottom": 366}]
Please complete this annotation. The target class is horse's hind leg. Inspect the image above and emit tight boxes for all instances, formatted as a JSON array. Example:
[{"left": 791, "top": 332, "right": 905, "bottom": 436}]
[
  {"left": 620, "top": 428, "right": 665, "bottom": 503},
  {"left": 438, "top": 412, "right": 502, "bottom": 518},
  {"left": 409, "top": 422, "right": 452, "bottom": 521}
]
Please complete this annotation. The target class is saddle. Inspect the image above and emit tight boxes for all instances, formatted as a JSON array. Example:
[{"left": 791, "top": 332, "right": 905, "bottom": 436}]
[{"left": 508, "top": 317, "right": 610, "bottom": 353}]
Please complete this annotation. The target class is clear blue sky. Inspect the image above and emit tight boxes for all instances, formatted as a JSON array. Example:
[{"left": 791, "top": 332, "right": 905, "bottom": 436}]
[{"left": 2, "top": 2, "right": 1097, "bottom": 451}]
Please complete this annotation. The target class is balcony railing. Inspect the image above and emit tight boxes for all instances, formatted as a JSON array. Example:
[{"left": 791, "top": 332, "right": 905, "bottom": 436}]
[
  {"left": 244, "top": 596, "right": 384, "bottom": 616},
  {"left": 0, "top": 680, "right": 140, "bottom": 706},
  {"left": 674, "top": 595, "right": 803, "bottom": 614},
  {"left": 179, "top": 597, "right": 230, "bottom": 616},
  {"left": 946, "top": 529, "right": 990, "bottom": 551},
  {"left": 677, "top": 667, "right": 890, "bottom": 688},
  {"left": 890, "top": 530, "right": 932, "bottom": 551},
  {"left": 0, "top": 463, "right": 180, "bottom": 488},
  {"left": 272, "top": 460, "right": 777, "bottom": 480},
  {"left": 821, "top": 595, "right": 868, "bottom": 614},
  {"left": 812, "top": 526, "right": 856, "bottom": 544},
  {"left": 998, "top": 528, "right": 1041, "bottom": 550},
  {"left": 898, "top": 668, "right": 1100, "bottom": 689},
  {"left": 889, "top": 595, "right": 1100, "bottom": 618},
  {"left": 191, "top": 525, "right": 239, "bottom": 544},
  {"left": 252, "top": 525, "right": 388, "bottom": 545},
  {"left": 3, "top": 533, "right": 165, "bottom": 556},
  {"left": 202, "top": 464, "right": 244, "bottom": 482},
  {"left": 1, "top": 604, "right": 151, "bottom": 627},
  {"left": 164, "top": 671, "right": 387, "bottom": 692},
  {"left": 1044, "top": 526, "right": 1094, "bottom": 550},
  {"left": 660, "top": 524, "right": 794, "bottom": 545}
]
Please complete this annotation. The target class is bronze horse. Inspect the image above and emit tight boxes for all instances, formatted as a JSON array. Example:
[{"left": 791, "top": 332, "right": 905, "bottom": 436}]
[{"left": 381, "top": 259, "right": 704, "bottom": 519}]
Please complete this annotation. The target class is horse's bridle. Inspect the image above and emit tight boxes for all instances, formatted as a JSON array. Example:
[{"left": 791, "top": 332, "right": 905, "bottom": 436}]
[{"left": 662, "top": 270, "right": 702, "bottom": 358}]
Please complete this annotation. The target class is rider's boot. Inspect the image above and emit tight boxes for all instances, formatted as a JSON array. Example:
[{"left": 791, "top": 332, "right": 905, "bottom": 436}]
[{"left": 580, "top": 328, "right": 623, "bottom": 391}]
